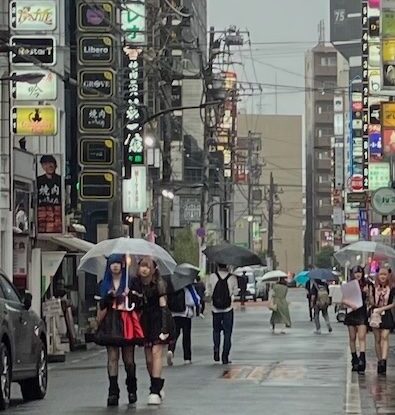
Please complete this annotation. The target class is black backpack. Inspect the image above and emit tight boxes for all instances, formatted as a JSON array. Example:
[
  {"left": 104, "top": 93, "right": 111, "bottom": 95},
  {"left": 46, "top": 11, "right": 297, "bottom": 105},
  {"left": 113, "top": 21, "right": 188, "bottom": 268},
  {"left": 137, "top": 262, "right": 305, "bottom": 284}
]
[
  {"left": 168, "top": 289, "right": 186, "bottom": 313},
  {"left": 212, "top": 273, "right": 232, "bottom": 309}
]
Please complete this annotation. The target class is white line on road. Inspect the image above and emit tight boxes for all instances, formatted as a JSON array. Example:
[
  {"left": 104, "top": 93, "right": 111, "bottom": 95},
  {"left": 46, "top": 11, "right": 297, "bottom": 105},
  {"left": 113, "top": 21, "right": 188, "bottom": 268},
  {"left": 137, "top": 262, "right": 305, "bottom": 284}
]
[{"left": 344, "top": 349, "right": 362, "bottom": 414}]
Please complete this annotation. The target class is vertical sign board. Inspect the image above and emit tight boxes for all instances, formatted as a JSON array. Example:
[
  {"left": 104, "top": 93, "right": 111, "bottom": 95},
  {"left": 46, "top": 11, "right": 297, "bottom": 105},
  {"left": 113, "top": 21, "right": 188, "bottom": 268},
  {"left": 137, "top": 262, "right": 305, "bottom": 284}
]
[
  {"left": 362, "top": 1, "right": 370, "bottom": 190},
  {"left": 122, "top": 166, "right": 147, "bottom": 214},
  {"left": 123, "top": 46, "right": 145, "bottom": 179}
]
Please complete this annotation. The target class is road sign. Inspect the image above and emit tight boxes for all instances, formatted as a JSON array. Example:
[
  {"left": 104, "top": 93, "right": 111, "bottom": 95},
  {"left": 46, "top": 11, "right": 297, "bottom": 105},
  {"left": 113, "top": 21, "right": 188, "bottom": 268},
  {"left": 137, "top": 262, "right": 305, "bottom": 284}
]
[
  {"left": 78, "top": 70, "right": 115, "bottom": 99},
  {"left": 78, "top": 171, "right": 115, "bottom": 200},
  {"left": 79, "top": 103, "right": 115, "bottom": 133},
  {"left": 78, "top": 36, "right": 114, "bottom": 65},
  {"left": 79, "top": 137, "right": 115, "bottom": 166},
  {"left": 10, "top": 36, "right": 56, "bottom": 65},
  {"left": 78, "top": 1, "right": 115, "bottom": 31},
  {"left": 372, "top": 187, "right": 395, "bottom": 215}
]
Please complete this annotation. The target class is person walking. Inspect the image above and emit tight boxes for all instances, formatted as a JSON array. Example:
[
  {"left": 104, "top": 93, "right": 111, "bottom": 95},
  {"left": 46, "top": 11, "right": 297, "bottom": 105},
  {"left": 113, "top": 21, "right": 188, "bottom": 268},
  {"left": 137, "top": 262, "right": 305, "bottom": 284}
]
[
  {"left": 194, "top": 275, "right": 206, "bottom": 316},
  {"left": 238, "top": 271, "right": 248, "bottom": 306},
  {"left": 135, "top": 256, "right": 175, "bottom": 405},
  {"left": 206, "top": 263, "right": 238, "bottom": 365},
  {"left": 342, "top": 266, "right": 373, "bottom": 373},
  {"left": 310, "top": 279, "right": 332, "bottom": 335},
  {"left": 305, "top": 279, "right": 313, "bottom": 322},
  {"left": 370, "top": 267, "right": 395, "bottom": 375},
  {"left": 96, "top": 254, "right": 143, "bottom": 407},
  {"left": 167, "top": 284, "right": 201, "bottom": 365},
  {"left": 269, "top": 277, "right": 291, "bottom": 334}
]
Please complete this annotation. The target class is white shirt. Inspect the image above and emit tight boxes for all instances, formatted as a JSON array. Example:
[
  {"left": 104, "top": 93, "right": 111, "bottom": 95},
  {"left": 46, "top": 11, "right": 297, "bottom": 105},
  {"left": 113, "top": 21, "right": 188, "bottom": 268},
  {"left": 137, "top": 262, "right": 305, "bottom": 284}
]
[{"left": 206, "top": 271, "right": 239, "bottom": 313}]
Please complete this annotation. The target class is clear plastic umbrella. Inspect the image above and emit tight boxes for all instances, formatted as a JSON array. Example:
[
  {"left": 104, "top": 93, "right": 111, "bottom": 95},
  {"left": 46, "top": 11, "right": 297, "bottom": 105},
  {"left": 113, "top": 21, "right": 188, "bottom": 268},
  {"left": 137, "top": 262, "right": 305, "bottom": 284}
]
[
  {"left": 78, "top": 238, "right": 177, "bottom": 276},
  {"left": 334, "top": 241, "right": 395, "bottom": 267},
  {"left": 260, "top": 270, "right": 288, "bottom": 282}
]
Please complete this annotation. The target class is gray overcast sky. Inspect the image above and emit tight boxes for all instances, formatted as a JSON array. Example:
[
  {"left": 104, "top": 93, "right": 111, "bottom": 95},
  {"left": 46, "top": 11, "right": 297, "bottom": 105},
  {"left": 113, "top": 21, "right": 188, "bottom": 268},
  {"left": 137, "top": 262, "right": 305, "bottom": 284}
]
[{"left": 208, "top": 0, "right": 329, "bottom": 116}]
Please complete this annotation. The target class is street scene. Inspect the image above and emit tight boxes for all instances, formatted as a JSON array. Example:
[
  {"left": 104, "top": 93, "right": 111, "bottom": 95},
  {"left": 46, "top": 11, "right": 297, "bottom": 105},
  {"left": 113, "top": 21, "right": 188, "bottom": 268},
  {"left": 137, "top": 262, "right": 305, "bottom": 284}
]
[{"left": 0, "top": 0, "right": 395, "bottom": 414}]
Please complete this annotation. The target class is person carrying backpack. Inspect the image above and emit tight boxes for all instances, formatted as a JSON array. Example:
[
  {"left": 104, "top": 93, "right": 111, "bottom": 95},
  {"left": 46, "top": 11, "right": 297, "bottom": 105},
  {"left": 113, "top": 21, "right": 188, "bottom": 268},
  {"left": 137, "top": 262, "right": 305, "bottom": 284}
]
[
  {"left": 167, "top": 284, "right": 201, "bottom": 365},
  {"left": 206, "top": 264, "right": 239, "bottom": 364},
  {"left": 311, "top": 279, "right": 332, "bottom": 335}
]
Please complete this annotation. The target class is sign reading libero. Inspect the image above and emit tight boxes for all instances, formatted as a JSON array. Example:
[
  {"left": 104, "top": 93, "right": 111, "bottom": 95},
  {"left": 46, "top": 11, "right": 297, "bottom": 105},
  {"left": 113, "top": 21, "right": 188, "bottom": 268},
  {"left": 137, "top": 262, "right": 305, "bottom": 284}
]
[
  {"left": 12, "top": 106, "right": 57, "bottom": 136},
  {"left": 10, "top": 1, "right": 57, "bottom": 31},
  {"left": 78, "top": 36, "right": 114, "bottom": 65},
  {"left": 11, "top": 70, "right": 57, "bottom": 100},
  {"left": 10, "top": 36, "right": 56, "bottom": 65},
  {"left": 78, "top": 0, "right": 115, "bottom": 31}
]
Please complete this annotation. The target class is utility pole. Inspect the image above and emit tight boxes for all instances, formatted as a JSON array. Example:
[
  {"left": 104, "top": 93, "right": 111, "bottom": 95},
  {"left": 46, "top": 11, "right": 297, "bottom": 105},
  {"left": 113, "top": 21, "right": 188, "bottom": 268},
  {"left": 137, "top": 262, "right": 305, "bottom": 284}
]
[
  {"left": 247, "top": 131, "right": 253, "bottom": 250},
  {"left": 267, "top": 172, "right": 275, "bottom": 269}
]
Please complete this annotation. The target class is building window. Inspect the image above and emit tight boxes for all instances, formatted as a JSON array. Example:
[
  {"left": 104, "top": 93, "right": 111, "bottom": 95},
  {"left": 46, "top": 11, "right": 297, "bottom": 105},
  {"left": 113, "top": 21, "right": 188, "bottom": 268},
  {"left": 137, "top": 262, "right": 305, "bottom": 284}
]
[
  {"left": 320, "top": 56, "right": 337, "bottom": 67},
  {"left": 318, "top": 174, "right": 330, "bottom": 183},
  {"left": 318, "top": 151, "right": 330, "bottom": 160}
]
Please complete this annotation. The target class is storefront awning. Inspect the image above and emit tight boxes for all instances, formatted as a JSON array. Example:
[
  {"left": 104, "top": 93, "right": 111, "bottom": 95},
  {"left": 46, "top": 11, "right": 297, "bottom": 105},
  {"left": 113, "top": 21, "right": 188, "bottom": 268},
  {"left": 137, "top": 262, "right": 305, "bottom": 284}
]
[{"left": 49, "top": 235, "right": 95, "bottom": 253}]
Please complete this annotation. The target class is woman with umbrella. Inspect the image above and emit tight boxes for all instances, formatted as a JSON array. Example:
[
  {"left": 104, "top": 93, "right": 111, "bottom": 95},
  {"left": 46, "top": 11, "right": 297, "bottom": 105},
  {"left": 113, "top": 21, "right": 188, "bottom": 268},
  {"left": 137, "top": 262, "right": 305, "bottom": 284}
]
[
  {"left": 134, "top": 256, "right": 175, "bottom": 405},
  {"left": 341, "top": 266, "right": 374, "bottom": 373},
  {"left": 96, "top": 254, "right": 144, "bottom": 407}
]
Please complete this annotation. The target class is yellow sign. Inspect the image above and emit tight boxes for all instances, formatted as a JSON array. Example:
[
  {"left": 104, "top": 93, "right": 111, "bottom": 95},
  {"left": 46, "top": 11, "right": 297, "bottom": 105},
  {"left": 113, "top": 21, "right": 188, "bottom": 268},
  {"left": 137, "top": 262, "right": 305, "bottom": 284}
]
[
  {"left": 382, "top": 102, "right": 395, "bottom": 127},
  {"left": 383, "top": 39, "right": 395, "bottom": 62},
  {"left": 12, "top": 106, "right": 57, "bottom": 136}
]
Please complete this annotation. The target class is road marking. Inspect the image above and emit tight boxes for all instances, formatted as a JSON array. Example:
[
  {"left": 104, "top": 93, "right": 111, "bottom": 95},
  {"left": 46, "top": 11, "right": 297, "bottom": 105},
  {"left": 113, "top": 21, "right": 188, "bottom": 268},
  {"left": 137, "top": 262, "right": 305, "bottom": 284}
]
[{"left": 344, "top": 350, "right": 362, "bottom": 414}]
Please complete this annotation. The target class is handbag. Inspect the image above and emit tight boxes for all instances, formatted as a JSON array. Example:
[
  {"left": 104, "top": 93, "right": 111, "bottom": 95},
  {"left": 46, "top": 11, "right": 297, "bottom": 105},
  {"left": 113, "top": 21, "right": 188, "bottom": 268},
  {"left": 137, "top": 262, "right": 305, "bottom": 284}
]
[
  {"left": 95, "top": 308, "right": 145, "bottom": 347},
  {"left": 268, "top": 298, "right": 278, "bottom": 312},
  {"left": 369, "top": 310, "right": 382, "bottom": 329}
]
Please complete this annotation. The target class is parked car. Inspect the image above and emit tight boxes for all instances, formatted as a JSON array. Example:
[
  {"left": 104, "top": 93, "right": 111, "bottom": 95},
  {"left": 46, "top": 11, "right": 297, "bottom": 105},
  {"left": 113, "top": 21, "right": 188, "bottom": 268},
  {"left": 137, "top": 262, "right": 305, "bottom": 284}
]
[
  {"left": 0, "top": 271, "right": 47, "bottom": 410},
  {"left": 256, "top": 277, "right": 270, "bottom": 301}
]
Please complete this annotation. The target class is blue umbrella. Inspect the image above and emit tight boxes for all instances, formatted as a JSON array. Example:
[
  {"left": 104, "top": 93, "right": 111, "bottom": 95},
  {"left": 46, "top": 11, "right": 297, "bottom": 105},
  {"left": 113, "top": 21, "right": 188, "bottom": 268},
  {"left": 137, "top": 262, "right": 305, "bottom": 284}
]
[
  {"left": 295, "top": 271, "right": 309, "bottom": 286},
  {"left": 309, "top": 268, "right": 336, "bottom": 281}
]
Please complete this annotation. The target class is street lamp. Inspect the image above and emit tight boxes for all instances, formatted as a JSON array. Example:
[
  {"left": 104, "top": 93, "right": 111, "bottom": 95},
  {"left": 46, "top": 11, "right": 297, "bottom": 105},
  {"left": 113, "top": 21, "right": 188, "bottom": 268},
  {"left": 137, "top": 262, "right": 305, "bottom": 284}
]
[
  {"left": 0, "top": 73, "right": 46, "bottom": 84},
  {"left": 161, "top": 183, "right": 206, "bottom": 200}
]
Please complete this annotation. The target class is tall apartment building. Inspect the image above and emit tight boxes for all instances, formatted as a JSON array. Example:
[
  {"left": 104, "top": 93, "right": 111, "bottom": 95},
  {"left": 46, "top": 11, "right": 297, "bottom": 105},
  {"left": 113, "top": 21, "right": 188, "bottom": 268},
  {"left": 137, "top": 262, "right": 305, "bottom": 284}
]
[{"left": 305, "top": 43, "right": 338, "bottom": 266}]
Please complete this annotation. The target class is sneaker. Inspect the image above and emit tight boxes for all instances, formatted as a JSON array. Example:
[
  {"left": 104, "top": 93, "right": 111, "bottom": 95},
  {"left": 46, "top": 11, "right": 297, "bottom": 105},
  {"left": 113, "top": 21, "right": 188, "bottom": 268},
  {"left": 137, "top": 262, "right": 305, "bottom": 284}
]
[
  {"left": 148, "top": 393, "right": 162, "bottom": 405},
  {"left": 184, "top": 360, "right": 192, "bottom": 365},
  {"left": 314, "top": 330, "right": 321, "bottom": 335},
  {"left": 167, "top": 351, "right": 174, "bottom": 366}
]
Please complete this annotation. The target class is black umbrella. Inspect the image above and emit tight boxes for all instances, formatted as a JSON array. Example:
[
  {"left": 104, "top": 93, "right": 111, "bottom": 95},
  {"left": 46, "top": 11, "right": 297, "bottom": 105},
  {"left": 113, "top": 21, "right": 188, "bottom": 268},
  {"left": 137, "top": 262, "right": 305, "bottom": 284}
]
[
  {"left": 162, "top": 263, "right": 200, "bottom": 293},
  {"left": 203, "top": 243, "right": 263, "bottom": 268}
]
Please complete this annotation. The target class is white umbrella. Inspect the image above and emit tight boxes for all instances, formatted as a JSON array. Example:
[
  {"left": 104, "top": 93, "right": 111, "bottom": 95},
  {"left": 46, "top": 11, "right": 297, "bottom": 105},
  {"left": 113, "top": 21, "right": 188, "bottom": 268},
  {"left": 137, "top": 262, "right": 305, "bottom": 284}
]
[
  {"left": 334, "top": 241, "right": 395, "bottom": 267},
  {"left": 78, "top": 237, "right": 177, "bottom": 276},
  {"left": 260, "top": 270, "right": 288, "bottom": 282}
]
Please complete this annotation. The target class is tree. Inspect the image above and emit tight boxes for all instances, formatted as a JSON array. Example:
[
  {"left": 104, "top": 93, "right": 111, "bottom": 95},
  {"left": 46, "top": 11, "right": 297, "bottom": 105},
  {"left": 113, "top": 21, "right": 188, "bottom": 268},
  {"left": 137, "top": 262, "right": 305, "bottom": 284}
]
[
  {"left": 315, "top": 246, "right": 334, "bottom": 269},
  {"left": 172, "top": 226, "right": 199, "bottom": 266}
]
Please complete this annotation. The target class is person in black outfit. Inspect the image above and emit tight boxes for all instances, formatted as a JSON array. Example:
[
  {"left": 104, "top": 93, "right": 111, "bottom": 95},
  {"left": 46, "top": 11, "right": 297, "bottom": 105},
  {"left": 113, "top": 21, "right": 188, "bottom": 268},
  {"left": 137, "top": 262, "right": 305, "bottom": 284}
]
[
  {"left": 305, "top": 280, "right": 313, "bottom": 322},
  {"left": 371, "top": 267, "right": 395, "bottom": 375},
  {"left": 135, "top": 257, "right": 174, "bottom": 406},
  {"left": 194, "top": 276, "right": 206, "bottom": 315},
  {"left": 238, "top": 272, "right": 248, "bottom": 306},
  {"left": 342, "top": 266, "right": 373, "bottom": 373}
]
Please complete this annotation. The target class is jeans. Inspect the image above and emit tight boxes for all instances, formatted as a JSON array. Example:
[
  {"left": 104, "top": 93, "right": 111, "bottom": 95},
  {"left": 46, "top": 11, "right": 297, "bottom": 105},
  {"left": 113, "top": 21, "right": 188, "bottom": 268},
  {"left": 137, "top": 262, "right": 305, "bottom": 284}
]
[
  {"left": 212, "top": 309, "right": 234, "bottom": 360},
  {"left": 314, "top": 306, "right": 332, "bottom": 331},
  {"left": 169, "top": 317, "right": 192, "bottom": 361}
]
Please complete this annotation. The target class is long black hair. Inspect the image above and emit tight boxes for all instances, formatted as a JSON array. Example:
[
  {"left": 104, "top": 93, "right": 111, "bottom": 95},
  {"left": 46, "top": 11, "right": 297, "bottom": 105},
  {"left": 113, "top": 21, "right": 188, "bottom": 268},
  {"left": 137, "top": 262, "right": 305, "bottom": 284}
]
[{"left": 350, "top": 265, "right": 366, "bottom": 288}]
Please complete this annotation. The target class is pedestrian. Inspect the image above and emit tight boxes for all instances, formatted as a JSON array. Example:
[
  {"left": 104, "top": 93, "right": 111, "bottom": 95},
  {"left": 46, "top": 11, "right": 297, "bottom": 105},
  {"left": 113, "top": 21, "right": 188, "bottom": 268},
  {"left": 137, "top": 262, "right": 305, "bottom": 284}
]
[
  {"left": 194, "top": 275, "right": 206, "bottom": 316},
  {"left": 206, "top": 263, "right": 238, "bottom": 364},
  {"left": 96, "top": 254, "right": 144, "bottom": 407},
  {"left": 342, "top": 265, "right": 374, "bottom": 373},
  {"left": 269, "top": 277, "right": 291, "bottom": 334},
  {"left": 167, "top": 284, "right": 201, "bottom": 365},
  {"left": 310, "top": 279, "right": 332, "bottom": 335},
  {"left": 135, "top": 256, "right": 174, "bottom": 405},
  {"left": 305, "top": 279, "right": 313, "bottom": 322},
  {"left": 238, "top": 271, "right": 248, "bottom": 306},
  {"left": 370, "top": 267, "right": 395, "bottom": 375}
]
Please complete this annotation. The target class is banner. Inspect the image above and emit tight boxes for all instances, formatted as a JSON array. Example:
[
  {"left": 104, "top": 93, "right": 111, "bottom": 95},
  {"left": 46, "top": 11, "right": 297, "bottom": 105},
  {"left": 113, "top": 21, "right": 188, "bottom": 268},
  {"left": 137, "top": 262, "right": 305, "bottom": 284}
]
[{"left": 36, "top": 154, "right": 63, "bottom": 234}]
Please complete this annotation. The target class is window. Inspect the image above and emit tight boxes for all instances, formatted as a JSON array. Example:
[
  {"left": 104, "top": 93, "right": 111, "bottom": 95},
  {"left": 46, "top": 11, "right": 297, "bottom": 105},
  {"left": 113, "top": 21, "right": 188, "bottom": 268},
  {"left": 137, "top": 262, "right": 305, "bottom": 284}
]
[
  {"left": 0, "top": 275, "right": 21, "bottom": 303},
  {"left": 319, "top": 174, "right": 331, "bottom": 183},
  {"left": 318, "top": 151, "right": 330, "bottom": 160}
]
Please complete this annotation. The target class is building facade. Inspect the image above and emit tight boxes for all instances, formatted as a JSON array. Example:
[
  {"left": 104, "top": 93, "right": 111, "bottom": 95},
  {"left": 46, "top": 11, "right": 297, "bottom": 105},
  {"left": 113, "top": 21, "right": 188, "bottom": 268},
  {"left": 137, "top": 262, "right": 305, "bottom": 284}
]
[
  {"left": 234, "top": 114, "right": 304, "bottom": 273},
  {"left": 305, "top": 43, "right": 339, "bottom": 266}
]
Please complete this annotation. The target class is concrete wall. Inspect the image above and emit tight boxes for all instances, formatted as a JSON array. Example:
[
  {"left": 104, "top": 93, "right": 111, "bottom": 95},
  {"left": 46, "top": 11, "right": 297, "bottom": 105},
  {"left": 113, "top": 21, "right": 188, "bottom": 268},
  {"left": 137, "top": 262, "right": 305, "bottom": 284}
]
[{"left": 236, "top": 114, "right": 304, "bottom": 273}]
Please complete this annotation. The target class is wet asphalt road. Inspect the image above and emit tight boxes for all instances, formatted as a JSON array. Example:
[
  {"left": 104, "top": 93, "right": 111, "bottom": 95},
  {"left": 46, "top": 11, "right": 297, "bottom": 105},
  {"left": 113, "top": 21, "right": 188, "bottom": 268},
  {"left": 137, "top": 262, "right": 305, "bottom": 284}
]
[{"left": 3, "top": 289, "right": 395, "bottom": 415}]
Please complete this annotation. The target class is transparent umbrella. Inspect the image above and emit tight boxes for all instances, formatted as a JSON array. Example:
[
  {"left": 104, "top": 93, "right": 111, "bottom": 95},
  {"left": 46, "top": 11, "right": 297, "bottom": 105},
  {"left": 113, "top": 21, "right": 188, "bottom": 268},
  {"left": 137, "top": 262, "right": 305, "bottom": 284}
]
[
  {"left": 78, "top": 238, "right": 177, "bottom": 276},
  {"left": 334, "top": 241, "right": 395, "bottom": 267}
]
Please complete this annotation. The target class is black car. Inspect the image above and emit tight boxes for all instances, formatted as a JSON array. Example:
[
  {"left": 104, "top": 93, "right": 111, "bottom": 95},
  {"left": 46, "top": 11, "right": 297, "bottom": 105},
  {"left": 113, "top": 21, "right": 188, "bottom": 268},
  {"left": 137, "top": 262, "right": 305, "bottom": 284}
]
[{"left": 0, "top": 271, "right": 47, "bottom": 410}]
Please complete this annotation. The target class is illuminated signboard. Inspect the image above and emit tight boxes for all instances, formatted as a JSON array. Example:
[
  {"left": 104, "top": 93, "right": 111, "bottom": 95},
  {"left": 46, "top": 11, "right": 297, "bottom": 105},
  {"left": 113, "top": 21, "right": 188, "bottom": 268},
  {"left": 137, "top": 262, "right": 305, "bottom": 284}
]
[
  {"left": 12, "top": 105, "right": 57, "bottom": 135},
  {"left": 123, "top": 46, "right": 145, "bottom": 178},
  {"left": 122, "top": 2, "right": 146, "bottom": 44},
  {"left": 11, "top": 70, "right": 57, "bottom": 100},
  {"left": 369, "top": 162, "right": 391, "bottom": 190},
  {"left": 79, "top": 171, "right": 115, "bottom": 200},
  {"left": 10, "top": 1, "right": 57, "bottom": 31},
  {"left": 10, "top": 36, "right": 56, "bottom": 65},
  {"left": 79, "top": 104, "right": 115, "bottom": 133},
  {"left": 78, "top": 70, "right": 115, "bottom": 99},
  {"left": 122, "top": 167, "right": 148, "bottom": 214},
  {"left": 78, "top": 36, "right": 114, "bottom": 65},
  {"left": 78, "top": 1, "right": 115, "bottom": 31},
  {"left": 79, "top": 137, "right": 115, "bottom": 166}
]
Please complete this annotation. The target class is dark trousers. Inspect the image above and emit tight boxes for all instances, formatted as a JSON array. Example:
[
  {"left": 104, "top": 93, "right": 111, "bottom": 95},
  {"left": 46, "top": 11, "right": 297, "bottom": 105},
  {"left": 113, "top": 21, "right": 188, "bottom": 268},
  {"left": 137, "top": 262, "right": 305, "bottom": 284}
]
[
  {"left": 213, "top": 310, "right": 234, "bottom": 359},
  {"left": 307, "top": 297, "right": 313, "bottom": 321},
  {"left": 168, "top": 316, "right": 192, "bottom": 361}
]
